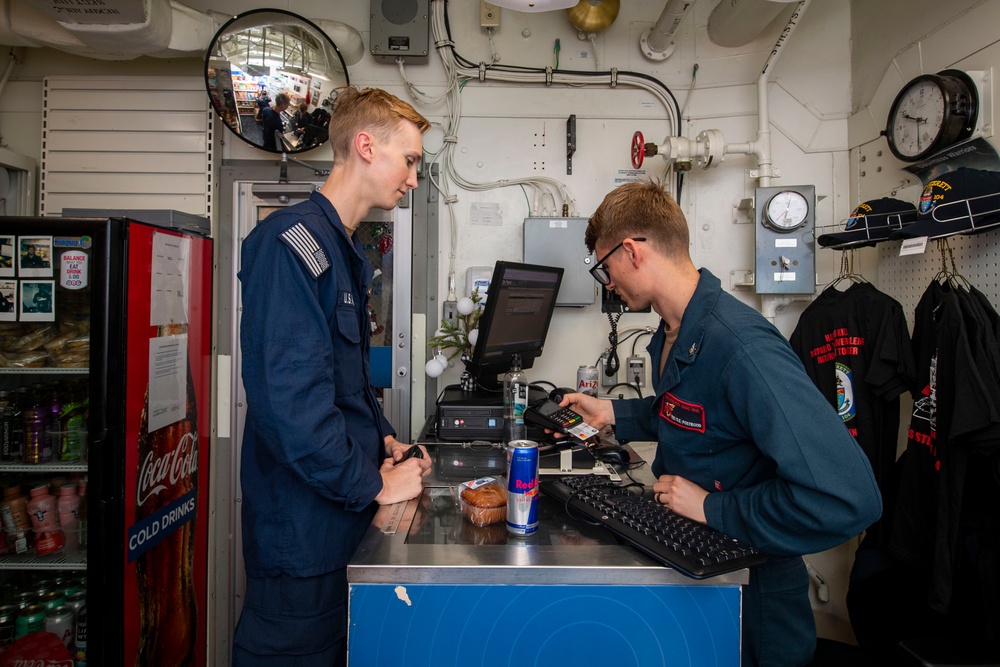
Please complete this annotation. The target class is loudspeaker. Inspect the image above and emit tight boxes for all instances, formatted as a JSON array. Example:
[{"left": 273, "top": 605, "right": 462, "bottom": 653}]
[{"left": 370, "top": 0, "right": 430, "bottom": 64}]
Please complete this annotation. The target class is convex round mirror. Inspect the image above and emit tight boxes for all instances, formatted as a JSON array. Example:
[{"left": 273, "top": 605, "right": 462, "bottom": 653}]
[{"left": 205, "top": 8, "right": 349, "bottom": 154}]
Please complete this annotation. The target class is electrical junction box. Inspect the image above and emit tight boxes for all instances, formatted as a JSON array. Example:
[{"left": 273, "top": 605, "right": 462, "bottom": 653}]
[
  {"left": 754, "top": 185, "right": 816, "bottom": 295},
  {"left": 370, "top": 0, "right": 430, "bottom": 64},
  {"left": 523, "top": 217, "right": 595, "bottom": 307}
]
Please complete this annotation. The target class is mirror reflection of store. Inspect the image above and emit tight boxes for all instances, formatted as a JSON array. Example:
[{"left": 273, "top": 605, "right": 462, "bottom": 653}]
[{"left": 203, "top": 9, "right": 349, "bottom": 154}]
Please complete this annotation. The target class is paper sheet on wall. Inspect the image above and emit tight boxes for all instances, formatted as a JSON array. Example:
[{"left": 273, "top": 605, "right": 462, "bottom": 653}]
[
  {"left": 150, "top": 232, "right": 191, "bottom": 326},
  {"left": 148, "top": 334, "right": 188, "bottom": 433}
]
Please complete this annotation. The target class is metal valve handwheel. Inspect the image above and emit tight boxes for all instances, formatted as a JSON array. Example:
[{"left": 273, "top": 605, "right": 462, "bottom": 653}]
[{"left": 631, "top": 130, "right": 645, "bottom": 169}]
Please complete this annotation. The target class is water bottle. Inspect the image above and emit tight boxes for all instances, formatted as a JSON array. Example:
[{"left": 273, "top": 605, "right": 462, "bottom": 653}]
[{"left": 503, "top": 353, "right": 528, "bottom": 442}]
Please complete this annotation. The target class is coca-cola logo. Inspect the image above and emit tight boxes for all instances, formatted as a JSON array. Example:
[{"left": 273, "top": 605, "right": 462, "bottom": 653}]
[
  {"left": 7, "top": 661, "right": 72, "bottom": 667},
  {"left": 136, "top": 430, "right": 199, "bottom": 508}
]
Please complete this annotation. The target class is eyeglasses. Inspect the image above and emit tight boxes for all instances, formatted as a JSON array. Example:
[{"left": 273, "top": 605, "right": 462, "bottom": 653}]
[{"left": 589, "top": 237, "right": 646, "bottom": 285}]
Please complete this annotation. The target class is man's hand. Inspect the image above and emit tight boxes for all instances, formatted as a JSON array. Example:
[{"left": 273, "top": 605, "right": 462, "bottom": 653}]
[
  {"left": 558, "top": 392, "right": 616, "bottom": 430},
  {"left": 652, "top": 474, "right": 709, "bottom": 523},
  {"left": 385, "top": 436, "right": 431, "bottom": 476},
  {"left": 374, "top": 456, "right": 425, "bottom": 505}
]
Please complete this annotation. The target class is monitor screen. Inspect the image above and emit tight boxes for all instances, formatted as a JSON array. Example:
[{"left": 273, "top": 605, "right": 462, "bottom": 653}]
[{"left": 466, "top": 261, "right": 564, "bottom": 390}]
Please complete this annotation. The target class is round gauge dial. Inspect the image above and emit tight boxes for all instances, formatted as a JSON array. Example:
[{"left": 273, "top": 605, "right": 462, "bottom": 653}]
[
  {"left": 764, "top": 190, "right": 809, "bottom": 231},
  {"left": 885, "top": 70, "right": 978, "bottom": 162}
]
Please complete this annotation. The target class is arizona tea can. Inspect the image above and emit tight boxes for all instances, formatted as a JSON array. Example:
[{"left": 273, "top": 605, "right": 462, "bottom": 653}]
[
  {"left": 577, "top": 365, "right": 599, "bottom": 397},
  {"left": 506, "top": 440, "right": 539, "bottom": 536}
]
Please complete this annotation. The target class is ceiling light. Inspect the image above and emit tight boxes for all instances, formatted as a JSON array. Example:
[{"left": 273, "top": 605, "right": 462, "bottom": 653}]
[{"left": 489, "top": 0, "right": 578, "bottom": 13}]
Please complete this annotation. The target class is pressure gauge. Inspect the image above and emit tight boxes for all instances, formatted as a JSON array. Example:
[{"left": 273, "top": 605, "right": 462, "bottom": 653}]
[
  {"left": 763, "top": 190, "right": 810, "bottom": 232},
  {"left": 884, "top": 69, "right": 978, "bottom": 162}
]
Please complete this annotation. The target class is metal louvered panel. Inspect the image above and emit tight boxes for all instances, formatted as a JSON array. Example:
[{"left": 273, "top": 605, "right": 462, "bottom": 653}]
[{"left": 40, "top": 76, "right": 213, "bottom": 219}]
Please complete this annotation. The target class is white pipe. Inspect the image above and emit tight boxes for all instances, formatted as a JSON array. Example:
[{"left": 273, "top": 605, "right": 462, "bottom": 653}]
[
  {"left": 747, "top": 0, "right": 810, "bottom": 188},
  {"left": 641, "top": 0, "right": 697, "bottom": 61}
]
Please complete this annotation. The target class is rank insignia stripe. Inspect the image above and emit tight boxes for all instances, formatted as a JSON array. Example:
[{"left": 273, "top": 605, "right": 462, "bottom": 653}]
[{"left": 279, "top": 223, "right": 331, "bottom": 279}]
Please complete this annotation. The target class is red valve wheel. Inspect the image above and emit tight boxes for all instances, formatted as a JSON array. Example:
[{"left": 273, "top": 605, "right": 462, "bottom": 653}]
[{"left": 631, "top": 130, "right": 645, "bottom": 169}]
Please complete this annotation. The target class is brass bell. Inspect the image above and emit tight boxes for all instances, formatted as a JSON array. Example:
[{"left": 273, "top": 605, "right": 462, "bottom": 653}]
[{"left": 566, "top": 0, "right": 620, "bottom": 33}]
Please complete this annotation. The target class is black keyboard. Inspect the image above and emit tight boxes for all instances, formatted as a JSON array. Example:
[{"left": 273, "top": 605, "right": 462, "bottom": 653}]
[{"left": 541, "top": 475, "right": 767, "bottom": 579}]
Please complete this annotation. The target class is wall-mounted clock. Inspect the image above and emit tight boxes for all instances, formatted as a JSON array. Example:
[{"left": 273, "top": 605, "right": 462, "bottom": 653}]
[{"left": 884, "top": 69, "right": 978, "bottom": 162}]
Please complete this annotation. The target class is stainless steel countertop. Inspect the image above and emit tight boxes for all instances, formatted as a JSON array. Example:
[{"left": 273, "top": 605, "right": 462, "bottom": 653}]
[{"left": 348, "top": 444, "right": 749, "bottom": 587}]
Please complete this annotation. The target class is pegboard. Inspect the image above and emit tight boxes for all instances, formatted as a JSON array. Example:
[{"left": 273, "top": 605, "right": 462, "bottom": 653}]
[{"left": 877, "top": 232, "right": 1000, "bottom": 330}]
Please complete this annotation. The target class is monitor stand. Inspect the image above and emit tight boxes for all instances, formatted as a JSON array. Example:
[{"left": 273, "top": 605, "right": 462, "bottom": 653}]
[{"left": 538, "top": 445, "right": 621, "bottom": 482}]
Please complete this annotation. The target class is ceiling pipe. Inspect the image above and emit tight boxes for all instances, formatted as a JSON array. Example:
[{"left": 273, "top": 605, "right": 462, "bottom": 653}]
[
  {"left": 707, "top": 0, "right": 800, "bottom": 49},
  {"left": 640, "top": 0, "right": 696, "bottom": 62}
]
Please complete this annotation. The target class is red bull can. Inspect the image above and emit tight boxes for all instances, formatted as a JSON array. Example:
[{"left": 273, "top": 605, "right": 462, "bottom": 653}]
[
  {"left": 577, "top": 365, "right": 598, "bottom": 396},
  {"left": 506, "top": 440, "right": 539, "bottom": 535}
]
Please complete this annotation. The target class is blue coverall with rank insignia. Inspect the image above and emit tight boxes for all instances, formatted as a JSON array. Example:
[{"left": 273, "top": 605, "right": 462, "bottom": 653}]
[
  {"left": 612, "top": 269, "right": 882, "bottom": 667},
  {"left": 235, "top": 191, "right": 392, "bottom": 658}
]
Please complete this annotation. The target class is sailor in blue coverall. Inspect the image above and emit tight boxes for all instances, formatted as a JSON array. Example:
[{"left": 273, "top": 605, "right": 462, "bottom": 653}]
[
  {"left": 234, "top": 87, "right": 431, "bottom": 666},
  {"left": 562, "top": 181, "right": 882, "bottom": 667}
]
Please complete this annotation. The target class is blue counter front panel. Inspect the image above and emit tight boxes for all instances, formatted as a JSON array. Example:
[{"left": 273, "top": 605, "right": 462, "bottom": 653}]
[{"left": 349, "top": 583, "right": 741, "bottom": 666}]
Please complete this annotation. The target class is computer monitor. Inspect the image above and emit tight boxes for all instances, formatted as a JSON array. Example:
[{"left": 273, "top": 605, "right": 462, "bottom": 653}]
[{"left": 465, "top": 261, "right": 564, "bottom": 391}]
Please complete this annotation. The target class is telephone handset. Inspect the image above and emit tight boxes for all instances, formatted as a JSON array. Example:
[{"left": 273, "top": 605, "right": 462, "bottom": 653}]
[{"left": 524, "top": 389, "right": 600, "bottom": 444}]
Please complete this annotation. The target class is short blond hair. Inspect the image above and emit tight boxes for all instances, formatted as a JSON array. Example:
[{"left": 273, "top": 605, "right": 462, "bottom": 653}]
[
  {"left": 329, "top": 86, "right": 430, "bottom": 162},
  {"left": 586, "top": 180, "right": 689, "bottom": 259}
]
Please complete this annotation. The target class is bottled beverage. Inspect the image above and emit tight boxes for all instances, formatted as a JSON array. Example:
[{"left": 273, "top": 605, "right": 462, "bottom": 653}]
[
  {"left": 27, "top": 484, "right": 64, "bottom": 555},
  {"left": 59, "top": 382, "right": 88, "bottom": 462},
  {"left": 77, "top": 493, "right": 87, "bottom": 549},
  {"left": 73, "top": 603, "right": 86, "bottom": 666},
  {"left": 0, "top": 485, "right": 31, "bottom": 555},
  {"left": 44, "top": 388, "right": 63, "bottom": 461},
  {"left": 26, "top": 484, "right": 57, "bottom": 531},
  {"left": 134, "top": 325, "right": 198, "bottom": 665},
  {"left": 0, "top": 391, "right": 18, "bottom": 461},
  {"left": 22, "top": 388, "right": 51, "bottom": 464},
  {"left": 58, "top": 484, "right": 80, "bottom": 526},
  {"left": 503, "top": 353, "right": 528, "bottom": 442},
  {"left": 58, "top": 483, "right": 81, "bottom": 552},
  {"left": 10, "top": 387, "right": 26, "bottom": 462}
]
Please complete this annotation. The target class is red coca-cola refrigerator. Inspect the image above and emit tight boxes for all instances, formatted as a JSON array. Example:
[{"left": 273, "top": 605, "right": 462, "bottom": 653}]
[{"left": 0, "top": 212, "right": 212, "bottom": 666}]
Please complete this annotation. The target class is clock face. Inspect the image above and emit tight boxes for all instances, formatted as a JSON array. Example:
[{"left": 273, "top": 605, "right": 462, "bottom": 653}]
[
  {"left": 885, "top": 70, "right": 978, "bottom": 162},
  {"left": 764, "top": 190, "right": 809, "bottom": 231},
  {"left": 889, "top": 80, "right": 946, "bottom": 159}
]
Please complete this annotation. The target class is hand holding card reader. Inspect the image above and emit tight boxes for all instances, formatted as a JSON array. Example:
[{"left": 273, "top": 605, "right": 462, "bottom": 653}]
[
  {"left": 525, "top": 397, "right": 600, "bottom": 444},
  {"left": 394, "top": 444, "right": 424, "bottom": 465}
]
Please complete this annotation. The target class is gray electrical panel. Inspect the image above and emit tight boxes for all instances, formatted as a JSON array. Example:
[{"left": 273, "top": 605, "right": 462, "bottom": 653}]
[
  {"left": 523, "top": 217, "right": 596, "bottom": 307},
  {"left": 754, "top": 185, "right": 817, "bottom": 294},
  {"left": 370, "top": 0, "right": 429, "bottom": 63}
]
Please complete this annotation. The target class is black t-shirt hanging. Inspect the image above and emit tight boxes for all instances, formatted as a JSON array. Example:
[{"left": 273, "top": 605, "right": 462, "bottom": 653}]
[
  {"left": 890, "top": 280, "right": 1000, "bottom": 614},
  {"left": 790, "top": 281, "right": 916, "bottom": 547}
]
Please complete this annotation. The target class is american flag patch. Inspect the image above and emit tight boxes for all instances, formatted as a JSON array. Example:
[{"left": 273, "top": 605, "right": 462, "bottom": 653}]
[{"left": 279, "top": 223, "right": 330, "bottom": 279}]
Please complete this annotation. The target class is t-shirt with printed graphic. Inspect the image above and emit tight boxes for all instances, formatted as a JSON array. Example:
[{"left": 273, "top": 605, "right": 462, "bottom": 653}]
[
  {"left": 890, "top": 280, "right": 1000, "bottom": 613},
  {"left": 790, "top": 281, "right": 915, "bottom": 548}
]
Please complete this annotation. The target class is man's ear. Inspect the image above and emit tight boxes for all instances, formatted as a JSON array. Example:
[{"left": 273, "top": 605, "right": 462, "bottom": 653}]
[
  {"left": 354, "top": 131, "right": 376, "bottom": 164},
  {"left": 624, "top": 238, "right": 643, "bottom": 268}
]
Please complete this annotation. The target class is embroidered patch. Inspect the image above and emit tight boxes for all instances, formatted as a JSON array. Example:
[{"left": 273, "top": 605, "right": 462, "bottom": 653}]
[
  {"left": 279, "top": 223, "right": 330, "bottom": 279},
  {"left": 341, "top": 291, "right": 354, "bottom": 305},
  {"left": 659, "top": 392, "right": 706, "bottom": 433}
]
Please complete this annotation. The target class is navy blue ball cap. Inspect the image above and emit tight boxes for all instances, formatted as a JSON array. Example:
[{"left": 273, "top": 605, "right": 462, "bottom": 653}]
[
  {"left": 890, "top": 168, "right": 1000, "bottom": 240},
  {"left": 817, "top": 198, "right": 917, "bottom": 248}
]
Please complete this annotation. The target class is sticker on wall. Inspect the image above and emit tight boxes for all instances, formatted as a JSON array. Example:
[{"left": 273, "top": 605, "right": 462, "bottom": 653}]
[
  {"left": 20, "top": 280, "right": 55, "bottom": 322},
  {"left": 0, "top": 280, "right": 14, "bottom": 321},
  {"left": 0, "top": 236, "right": 14, "bottom": 278},
  {"left": 18, "top": 236, "right": 53, "bottom": 278},
  {"left": 60, "top": 250, "right": 89, "bottom": 290}
]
